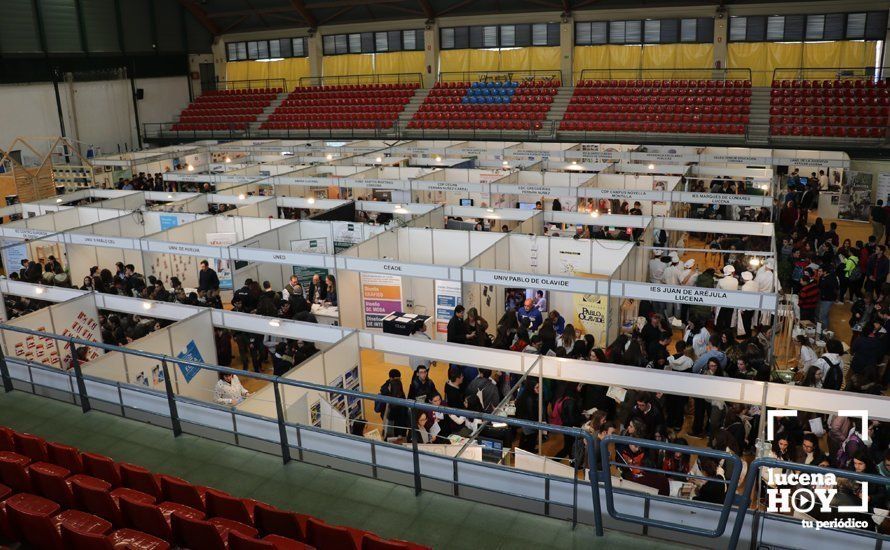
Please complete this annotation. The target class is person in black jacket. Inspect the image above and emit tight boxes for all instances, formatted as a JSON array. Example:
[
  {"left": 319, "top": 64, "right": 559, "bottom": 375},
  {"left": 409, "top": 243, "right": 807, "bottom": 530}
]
[
  {"left": 407, "top": 364, "right": 437, "bottom": 402},
  {"left": 849, "top": 324, "right": 883, "bottom": 381},
  {"left": 306, "top": 273, "right": 327, "bottom": 304},
  {"left": 514, "top": 378, "right": 540, "bottom": 452},
  {"left": 693, "top": 457, "right": 727, "bottom": 504},
  {"left": 554, "top": 382, "right": 585, "bottom": 460},
  {"left": 198, "top": 260, "right": 220, "bottom": 292},
  {"left": 446, "top": 305, "right": 471, "bottom": 345}
]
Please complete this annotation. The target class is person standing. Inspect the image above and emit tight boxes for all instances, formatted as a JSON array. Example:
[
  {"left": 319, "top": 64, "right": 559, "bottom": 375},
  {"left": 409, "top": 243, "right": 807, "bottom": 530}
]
[
  {"left": 661, "top": 253, "right": 682, "bottom": 322},
  {"left": 715, "top": 265, "right": 738, "bottom": 330},
  {"left": 198, "top": 260, "right": 220, "bottom": 292},
  {"left": 737, "top": 271, "right": 758, "bottom": 337},
  {"left": 798, "top": 270, "right": 820, "bottom": 322},
  {"left": 871, "top": 200, "right": 887, "bottom": 243}
]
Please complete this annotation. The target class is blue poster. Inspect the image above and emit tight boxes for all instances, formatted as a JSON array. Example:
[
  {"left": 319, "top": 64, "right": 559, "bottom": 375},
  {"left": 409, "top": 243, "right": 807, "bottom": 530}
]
[
  {"left": 2, "top": 240, "right": 29, "bottom": 275},
  {"left": 176, "top": 340, "right": 204, "bottom": 383},
  {"left": 159, "top": 215, "right": 179, "bottom": 231}
]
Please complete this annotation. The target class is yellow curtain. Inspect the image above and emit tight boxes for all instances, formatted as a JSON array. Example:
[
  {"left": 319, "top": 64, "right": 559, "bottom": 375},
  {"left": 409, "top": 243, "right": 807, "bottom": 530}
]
[
  {"left": 727, "top": 42, "right": 769, "bottom": 85},
  {"left": 607, "top": 44, "right": 642, "bottom": 76},
  {"left": 225, "top": 62, "right": 251, "bottom": 83},
  {"left": 768, "top": 42, "right": 803, "bottom": 80},
  {"left": 266, "top": 58, "right": 310, "bottom": 88},
  {"left": 839, "top": 40, "right": 877, "bottom": 69},
  {"left": 642, "top": 44, "right": 677, "bottom": 79},
  {"left": 440, "top": 47, "right": 562, "bottom": 79},
  {"left": 468, "top": 49, "right": 500, "bottom": 72},
  {"left": 226, "top": 59, "right": 310, "bottom": 89},
  {"left": 573, "top": 46, "right": 610, "bottom": 82},
  {"left": 499, "top": 48, "right": 531, "bottom": 71},
  {"left": 374, "top": 51, "right": 425, "bottom": 76},
  {"left": 439, "top": 49, "right": 470, "bottom": 74},
  {"left": 802, "top": 42, "right": 841, "bottom": 79},
  {"left": 528, "top": 46, "right": 561, "bottom": 71},
  {"left": 674, "top": 43, "right": 714, "bottom": 69},
  {"left": 322, "top": 54, "right": 374, "bottom": 78}
]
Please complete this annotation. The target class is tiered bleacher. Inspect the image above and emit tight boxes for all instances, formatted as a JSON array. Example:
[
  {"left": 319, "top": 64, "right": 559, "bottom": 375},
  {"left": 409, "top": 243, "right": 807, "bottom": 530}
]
[
  {"left": 261, "top": 83, "right": 419, "bottom": 131},
  {"left": 408, "top": 79, "right": 559, "bottom": 131},
  {"left": 171, "top": 88, "right": 282, "bottom": 133},
  {"left": 769, "top": 78, "right": 890, "bottom": 139},
  {"left": 561, "top": 79, "right": 751, "bottom": 135},
  {"left": 0, "top": 426, "right": 428, "bottom": 550}
]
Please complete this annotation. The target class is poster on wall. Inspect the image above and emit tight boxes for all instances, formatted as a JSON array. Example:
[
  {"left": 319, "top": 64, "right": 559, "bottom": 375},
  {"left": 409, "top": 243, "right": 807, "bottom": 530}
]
[
  {"left": 159, "top": 215, "right": 180, "bottom": 231},
  {"left": 206, "top": 232, "right": 237, "bottom": 289},
  {"left": 573, "top": 294, "right": 608, "bottom": 347},
  {"left": 176, "top": 340, "right": 204, "bottom": 383},
  {"left": 361, "top": 272, "right": 402, "bottom": 329},
  {"left": 1, "top": 240, "right": 29, "bottom": 277},
  {"left": 877, "top": 173, "right": 890, "bottom": 203},
  {"left": 435, "top": 279, "right": 462, "bottom": 335},
  {"left": 291, "top": 239, "right": 329, "bottom": 288},
  {"left": 838, "top": 171, "right": 873, "bottom": 222},
  {"left": 332, "top": 222, "right": 363, "bottom": 253}
]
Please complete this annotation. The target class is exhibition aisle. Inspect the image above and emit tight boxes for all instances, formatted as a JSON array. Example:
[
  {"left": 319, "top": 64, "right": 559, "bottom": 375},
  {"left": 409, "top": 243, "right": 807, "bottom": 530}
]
[{"left": 0, "top": 390, "right": 692, "bottom": 550}]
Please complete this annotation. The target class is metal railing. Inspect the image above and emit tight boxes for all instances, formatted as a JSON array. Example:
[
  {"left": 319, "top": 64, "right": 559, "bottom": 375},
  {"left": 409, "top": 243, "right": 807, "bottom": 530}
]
[
  {"left": 298, "top": 73, "right": 424, "bottom": 87},
  {"left": 772, "top": 66, "right": 889, "bottom": 83},
  {"left": 439, "top": 70, "right": 563, "bottom": 84},
  {"left": 577, "top": 68, "right": 753, "bottom": 84},
  {"left": 0, "top": 323, "right": 887, "bottom": 548},
  {"left": 212, "top": 78, "right": 288, "bottom": 91}
]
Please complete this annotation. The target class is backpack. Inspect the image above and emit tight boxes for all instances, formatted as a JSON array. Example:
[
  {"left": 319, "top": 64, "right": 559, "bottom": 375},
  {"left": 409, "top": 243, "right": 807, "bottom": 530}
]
[
  {"left": 848, "top": 265, "right": 862, "bottom": 282},
  {"left": 374, "top": 382, "right": 390, "bottom": 415},
  {"left": 821, "top": 356, "right": 843, "bottom": 390},
  {"left": 835, "top": 431, "right": 863, "bottom": 469},
  {"left": 549, "top": 396, "right": 568, "bottom": 426},
  {"left": 791, "top": 262, "right": 805, "bottom": 283}
]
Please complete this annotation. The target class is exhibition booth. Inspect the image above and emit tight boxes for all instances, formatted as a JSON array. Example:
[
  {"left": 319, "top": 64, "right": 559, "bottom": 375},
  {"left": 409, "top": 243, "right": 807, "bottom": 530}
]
[
  {"left": 62, "top": 210, "right": 202, "bottom": 286},
  {"left": 336, "top": 227, "right": 503, "bottom": 334},
  {"left": 462, "top": 231, "right": 640, "bottom": 346},
  {"left": 91, "top": 146, "right": 204, "bottom": 188},
  {"left": 80, "top": 309, "right": 219, "bottom": 403}
]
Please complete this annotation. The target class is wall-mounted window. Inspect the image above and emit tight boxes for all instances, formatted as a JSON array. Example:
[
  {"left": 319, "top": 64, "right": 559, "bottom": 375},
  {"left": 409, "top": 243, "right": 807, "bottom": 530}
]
[
  {"left": 576, "top": 18, "right": 714, "bottom": 45},
  {"left": 322, "top": 29, "right": 424, "bottom": 55},
  {"left": 440, "top": 23, "right": 560, "bottom": 49},
  {"left": 728, "top": 11, "right": 888, "bottom": 42},
  {"left": 226, "top": 37, "right": 308, "bottom": 61}
]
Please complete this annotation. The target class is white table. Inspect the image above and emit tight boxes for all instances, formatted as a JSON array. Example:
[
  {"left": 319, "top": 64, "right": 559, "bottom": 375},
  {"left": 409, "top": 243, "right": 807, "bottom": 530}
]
[{"left": 311, "top": 303, "right": 339, "bottom": 325}]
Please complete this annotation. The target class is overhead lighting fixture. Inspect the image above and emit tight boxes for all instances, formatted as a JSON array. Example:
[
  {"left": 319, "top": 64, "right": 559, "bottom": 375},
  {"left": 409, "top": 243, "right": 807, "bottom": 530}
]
[
  {"left": 224, "top": 156, "right": 231, "bottom": 163},
  {"left": 749, "top": 257, "right": 762, "bottom": 267},
  {"left": 167, "top": 194, "right": 173, "bottom": 199},
  {"left": 55, "top": 198, "right": 63, "bottom": 203},
  {"left": 486, "top": 208, "right": 494, "bottom": 213},
  {"left": 590, "top": 210, "right": 599, "bottom": 218},
  {"left": 186, "top": 164, "right": 194, "bottom": 171},
  {"left": 142, "top": 302, "right": 153, "bottom": 310},
  {"left": 434, "top": 156, "right": 442, "bottom": 162},
  {"left": 34, "top": 287, "right": 44, "bottom": 295},
  {"left": 647, "top": 164, "right": 655, "bottom": 170},
  {"left": 392, "top": 204, "right": 402, "bottom": 209},
  {"left": 375, "top": 157, "right": 382, "bottom": 163},
  {"left": 572, "top": 161, "right": 577, "bottom": 165},
  {"left": 502, "top": 161, "right": 509, "bottom": 166},
  {"left": 326, "top": 153, "right": 333, "bottom": 160},
  {"left": 306, "top": 197, "right": 315, "bottom": 204},
  {"left": 238, "top": 194, "right": 246, "bottom": 200},
  {"left": 269, "top": 320, "right": 280, "bottom": 327}
]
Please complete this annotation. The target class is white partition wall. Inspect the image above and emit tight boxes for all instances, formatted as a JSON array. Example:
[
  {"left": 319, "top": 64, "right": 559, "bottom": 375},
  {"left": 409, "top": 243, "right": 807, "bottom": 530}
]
[
  {"left": 79, "top": 310, "right": 218, "bottom": 402},
  {"left": 338, "top": 228, "right": 502, "bottom": 333},
  {"left": 0, "top": 293, "right": 103, "bottom": 371},
  {"left": 238, "top": 332, "right": 361, "bottom": 431}
]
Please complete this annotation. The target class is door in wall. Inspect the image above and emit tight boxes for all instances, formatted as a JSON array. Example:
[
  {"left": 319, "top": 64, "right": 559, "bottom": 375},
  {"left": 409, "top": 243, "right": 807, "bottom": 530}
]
[{"left": 199, "top": 63, "right": 216, "bottom": 92}]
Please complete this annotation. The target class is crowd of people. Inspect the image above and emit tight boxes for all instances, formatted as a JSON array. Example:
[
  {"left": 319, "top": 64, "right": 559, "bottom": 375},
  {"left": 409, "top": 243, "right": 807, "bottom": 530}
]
[{"left": 3, "top": 174, "right": 888, "bottom": 531}]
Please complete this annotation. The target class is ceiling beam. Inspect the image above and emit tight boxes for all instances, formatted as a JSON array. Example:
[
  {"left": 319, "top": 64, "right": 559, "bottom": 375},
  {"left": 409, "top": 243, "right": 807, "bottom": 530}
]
[
  {"left": 417, "top": 0, "right": 435, "bottom": 19},
  {"left": 290, "top": 0, "right": 318, "bottom": 28},
  {"left": 437, "top": 0, "right": 476, "bottom": 17},
  {"left": 386, "top": 3, "right": 425, "bottom": 16},
  {"left": 175, "top": 0, "right": 221, "bottom": 35},
  {"left": 318, "top": 5, "right": 355, "bottom": 25},
  {"left": 243, "top": 0, "right": 270, "bottom": 28}
]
